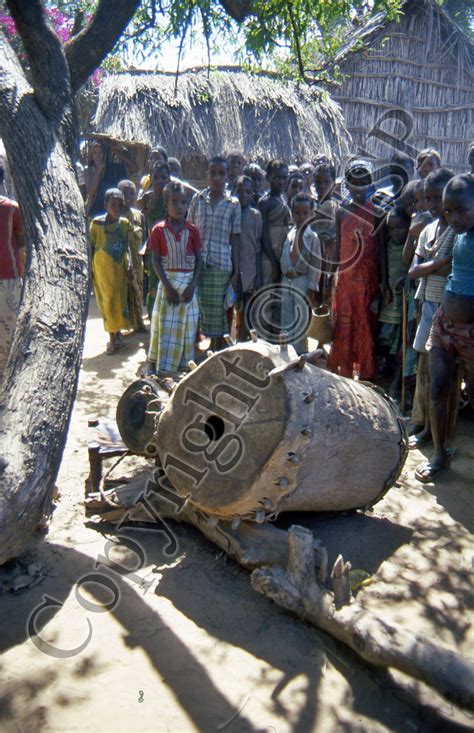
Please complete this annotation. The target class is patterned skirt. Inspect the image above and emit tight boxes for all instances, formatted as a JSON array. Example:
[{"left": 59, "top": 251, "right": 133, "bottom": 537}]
[
  {"left": 197, "top": 265, "right": 231, "bottom": 337},
  {"left": 148, "top": 271, "right": 199, "bottom": 374}
]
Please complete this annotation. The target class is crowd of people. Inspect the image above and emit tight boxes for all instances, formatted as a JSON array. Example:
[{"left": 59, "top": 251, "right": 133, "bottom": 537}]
[{"left": 1, "top": 138, "right": 473, "bottom": 485}]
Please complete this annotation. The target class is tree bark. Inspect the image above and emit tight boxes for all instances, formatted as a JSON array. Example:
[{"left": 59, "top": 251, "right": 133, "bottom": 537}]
[
  {"left": 64, "top": 0, "right": 141, "bottom": 93},
  {"left": 0, "top": 0, "right": 142, "bottom": 565},
  {"left": 0, "top": 31, "right": 89, "bottom": 564}
]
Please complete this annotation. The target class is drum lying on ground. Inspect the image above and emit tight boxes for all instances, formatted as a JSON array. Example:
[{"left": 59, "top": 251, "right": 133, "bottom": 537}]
[{"left": 154, "top": 341, "right": 408, "bottom": 521}]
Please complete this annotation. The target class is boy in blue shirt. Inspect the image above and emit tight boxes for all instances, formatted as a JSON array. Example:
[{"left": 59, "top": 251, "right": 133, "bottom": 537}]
[{"left": 416, "top": 174, "right": 474, "bottom": 481}]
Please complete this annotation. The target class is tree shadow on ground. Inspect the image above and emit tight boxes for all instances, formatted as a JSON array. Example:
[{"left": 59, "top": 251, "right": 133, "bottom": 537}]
[
  {"left": 151, "top": 520, "right": 471, "bottom": 733},
  {"left": 0, "top": 540, "right": 260, "bottom": 732},
  {"left": 276, "top": 510, "right": 412, "bottom": 574},
  {"left": 407, "top": 414, "right": 474, "bottom": 533},
  {"left": 0, "top": 518, "right": 471, "bottom": 733}
]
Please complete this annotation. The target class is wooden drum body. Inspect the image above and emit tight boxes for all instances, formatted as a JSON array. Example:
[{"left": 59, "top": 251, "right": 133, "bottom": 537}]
[{"left": 155, "top": 342, "right": 408, "bottom": 521}]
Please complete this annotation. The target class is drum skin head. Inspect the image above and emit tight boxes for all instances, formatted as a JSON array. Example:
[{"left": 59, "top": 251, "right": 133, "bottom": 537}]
[{"left": 116, "top": 378, "right": 162, "bottom": 455}]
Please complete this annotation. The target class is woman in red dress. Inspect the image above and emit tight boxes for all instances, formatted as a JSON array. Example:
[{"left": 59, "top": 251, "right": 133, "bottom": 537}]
[{"left": 327, "top": 161, "right": 388, "bottom": 380}]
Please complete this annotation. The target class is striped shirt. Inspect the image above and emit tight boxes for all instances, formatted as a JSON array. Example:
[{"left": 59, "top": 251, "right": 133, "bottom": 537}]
[
  {"left": 149, "top": 220, "right": 201, "bottom": 272},
  {"left": 187, "top": 188, "right": 241, "bottom": 271},
  {"left": 415, "top": 220, "right": 455, "bottom": 304}
]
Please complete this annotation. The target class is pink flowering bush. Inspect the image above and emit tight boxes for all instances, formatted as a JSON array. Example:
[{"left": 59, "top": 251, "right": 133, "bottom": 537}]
[{"left": 0, "top": 6, "right": 102, "bottom": 85}]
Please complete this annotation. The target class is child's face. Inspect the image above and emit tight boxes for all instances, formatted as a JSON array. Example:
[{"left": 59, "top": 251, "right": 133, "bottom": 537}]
[
  {"left": 300, "top": 166, "right": 314, "bottom": 188},
  {"left": 388, "top": 213, "right": 409, "bottom": 245},
  {"left": 347, "top": 181, "right": 371, "bottom": 204},
  {"left": 228, "top": 155, "right": 246, "bottom": 179},
  {"left": 425, "top": 183, "right": 445, "bottom": 219},
  {"left": 268, "top": 166, "right": 288, "bottom": 194},
  {"left": 237, "top": 181, "right": 254, "bottom": 209},
  {"left": 444, "top": 187, "right": 474, "bottom": 234},
  {"left": 152, "top": 168, "right": 170, "bottom": 195},
  {"left": 346, "top": 168, "right": 372, "bottom": 204},
  {"left": 287, "top": 176, "right": 305, "bottom": 201},
  {"left": 468, "top": 146, "right": 474, "bottom": 170},
  {"left": 106, "top": 193, "right": 123, "bottom": 220},
  {"left": 253, "top": 173, "right": 266, "bottom": 194},
  {"left": 208, "top": 162, "right": 228, "bottom": 193},
  {"left": 292, "top": 201, "right": 313, "bottom": 227},
  {"left": 314, "top": 171, "right": 334, "bottom": 199},
  {"left": 401, "top": 192, "right": 415, "bottom": 217},
  {"left": 166, "top": 191, "right": 188, "bottom": 220},
  {"left": 417, "top": 155, "right": 439, "bottom": 179},
  {"left": 148, "top": 151, "right": 166, "bottom": 168},
  {"left": 120, "top": 184, "right": 136, "bottom": 209},
  {"left": 169, "top": 161, "right": 182, "bottom": 178},
  {"left": 92, "top": 143, "right": 105, "bottom": 164},
  {"left": 414, "top": 189, "right": 427, "bottom": 212}
]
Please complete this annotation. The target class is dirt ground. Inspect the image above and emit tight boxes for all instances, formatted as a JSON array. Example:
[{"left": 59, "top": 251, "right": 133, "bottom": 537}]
[{"left": 0, "top": 297, "right": 473, "bottom": 733}]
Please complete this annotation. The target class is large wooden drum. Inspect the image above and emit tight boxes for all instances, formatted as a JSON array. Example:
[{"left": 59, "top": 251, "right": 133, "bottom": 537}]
[{"left": 155, "top": 342, "right": 408, "bottom": 521}]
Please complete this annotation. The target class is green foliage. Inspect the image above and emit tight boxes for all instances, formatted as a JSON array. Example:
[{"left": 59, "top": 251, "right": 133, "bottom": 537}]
[
  {"left": 1, "top": 0, "right": 405, "bottom": 81},
  {"left": 435, "top": 0, "right": 474, "bottom": 38}
]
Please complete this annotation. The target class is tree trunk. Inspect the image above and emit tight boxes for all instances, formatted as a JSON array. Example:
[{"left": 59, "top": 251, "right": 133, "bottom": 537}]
[{"left": 0, "top": 32, "right": 89, "bottom": 563}]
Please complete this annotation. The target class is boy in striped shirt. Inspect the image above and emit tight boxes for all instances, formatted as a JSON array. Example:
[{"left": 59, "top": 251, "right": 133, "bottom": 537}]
[{"left": 145, "top": 182, "right": 202, "bottom": 377}]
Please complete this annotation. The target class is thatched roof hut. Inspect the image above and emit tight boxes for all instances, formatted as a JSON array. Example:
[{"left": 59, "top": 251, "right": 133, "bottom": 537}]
[
  {"left": 92, "top": 68, "right": 351, "bottom": 181},
  {"left": 323, "top": 0, "right": 473, "bottom": 172}
]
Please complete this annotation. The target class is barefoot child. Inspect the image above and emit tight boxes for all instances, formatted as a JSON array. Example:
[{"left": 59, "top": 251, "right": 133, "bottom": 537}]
[
  {"left": 416, "top": 174, "right": 474, "bottom": 481},
  {"left": 140, "top": 162, "right": 171, "bottom": 318},
  {"left": 313, "top": 163, "right": 339, "bottom": 306},
  {"left": 258, "top": 160, "right": 290, "bottom": 285},
  {"left": 235, "top": 175, "right": 262, "bottom": 341},
  {"left": 286, "top": 172, "right": 306, "bottom": 208},
  {"left": 118, "top": 180, "right": 146, "bottom": 333},
  {"left": 145, "top": 182, "right": 202, "bottom": 376},
  {"left": 280, "top": 193, "right": 321, "bottom": 354},
  {"left": 243, "top": 163, "right": 266, "bottom": 205},
  {"left": 188, "top": 156, "right": 241, "bottom": 351},
  {"left": 378, "top": 205, "right": 411, "bottom": 396},
  {"left": 90, "top": 188, "right": 133, "bottom": 354},
  {"left": 408, "top": 168, "right": 455, "bottom": 445}
]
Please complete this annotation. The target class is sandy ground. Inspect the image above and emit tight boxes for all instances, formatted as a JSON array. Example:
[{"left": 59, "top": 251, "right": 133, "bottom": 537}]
[{"left": 0, "top": 297, "right": 473, "bottom": 733}]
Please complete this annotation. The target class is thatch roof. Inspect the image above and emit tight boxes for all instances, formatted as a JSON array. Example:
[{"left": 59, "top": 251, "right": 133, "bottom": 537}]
[
  {"left": 322, "top": 0, "right": 473, "bottom": 172},
  {"left": 92, "top": 68, "right": 351, "bottom": 171}
]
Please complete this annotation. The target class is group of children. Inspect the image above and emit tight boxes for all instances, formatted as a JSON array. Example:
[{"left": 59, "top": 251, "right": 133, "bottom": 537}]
[{"left": 89, "top": 142, "right": 474, "bottom": 482}]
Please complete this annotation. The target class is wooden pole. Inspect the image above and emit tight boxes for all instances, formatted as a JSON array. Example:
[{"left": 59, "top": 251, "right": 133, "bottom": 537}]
[{"left": 401, "top": 287, "right": 408, "bottom": 415}]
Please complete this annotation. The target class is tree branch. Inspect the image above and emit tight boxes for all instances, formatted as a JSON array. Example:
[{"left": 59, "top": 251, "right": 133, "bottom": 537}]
[
  {"left": 64, "top": 0, "right": 141, "bottom": 93},
  {"left": 217, "top": 0, "right": 252, "bottom": 23},
  {"left": 5, "top": 0, "right": 73, "bottom": 124},
  {"left": 286, "top": 0, "right": 308, "bottom": 82}
]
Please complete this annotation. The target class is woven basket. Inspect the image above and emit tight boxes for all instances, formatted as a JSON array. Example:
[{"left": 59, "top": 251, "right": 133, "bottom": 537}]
[{"left": 307, "top": 305, "right": 333, "bottom": 345}]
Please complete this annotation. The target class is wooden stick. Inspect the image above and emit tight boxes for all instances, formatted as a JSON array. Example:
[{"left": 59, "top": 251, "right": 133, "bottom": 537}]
[
  {"left": 251, "top": 526, "right": 474, "bottom": 712},
  {"left": 401, "top": 287, "right": 407, "bottom": 415}
]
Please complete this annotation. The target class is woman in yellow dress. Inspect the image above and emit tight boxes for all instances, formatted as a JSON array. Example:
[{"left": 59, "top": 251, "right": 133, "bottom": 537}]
[{"left": 90, "top": 188, "right": 133, "bottom": 354}]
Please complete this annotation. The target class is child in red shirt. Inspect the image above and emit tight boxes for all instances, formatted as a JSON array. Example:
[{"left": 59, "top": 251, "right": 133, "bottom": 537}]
[{"left": 145, "top": 182, "right": 202, "bottom": 377}]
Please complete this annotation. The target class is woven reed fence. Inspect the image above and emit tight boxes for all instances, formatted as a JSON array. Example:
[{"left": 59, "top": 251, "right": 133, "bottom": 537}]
[{"left": 323, "top": 0, "right": 473, "bottom": 172}]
